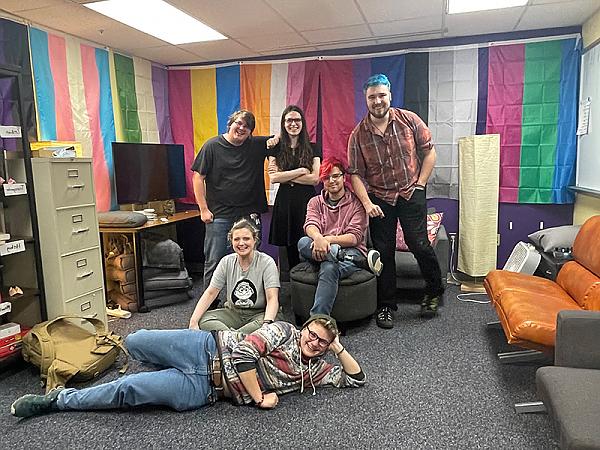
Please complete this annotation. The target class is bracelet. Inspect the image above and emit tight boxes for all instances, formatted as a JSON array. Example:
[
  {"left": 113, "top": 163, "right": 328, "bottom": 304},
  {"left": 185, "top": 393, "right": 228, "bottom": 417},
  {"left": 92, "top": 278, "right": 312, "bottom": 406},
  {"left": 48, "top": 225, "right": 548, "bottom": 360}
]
[
  {"left": 334, "top": 347, "right": 346, "bottom": 358},
  {"left": 263, "top": 319, "right": 274, "bottom": 324},
  {"left": 255, "top": 393, "right": 265, "bottom": 407}
]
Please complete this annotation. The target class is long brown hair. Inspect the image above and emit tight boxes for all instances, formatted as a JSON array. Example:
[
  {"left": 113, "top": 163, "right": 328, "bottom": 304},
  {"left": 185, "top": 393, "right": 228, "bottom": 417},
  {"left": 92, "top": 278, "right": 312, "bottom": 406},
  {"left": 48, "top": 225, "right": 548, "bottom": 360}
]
[{"left": 275, "top": 105, "right": 314, "bottom": 171}]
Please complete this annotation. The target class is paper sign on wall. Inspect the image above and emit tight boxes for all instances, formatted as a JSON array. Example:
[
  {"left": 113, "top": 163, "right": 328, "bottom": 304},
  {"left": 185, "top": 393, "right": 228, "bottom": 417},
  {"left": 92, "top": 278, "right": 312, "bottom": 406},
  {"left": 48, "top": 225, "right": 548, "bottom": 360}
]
[{"left": 0, "top": 126, "right": 22, "bottom": 138}]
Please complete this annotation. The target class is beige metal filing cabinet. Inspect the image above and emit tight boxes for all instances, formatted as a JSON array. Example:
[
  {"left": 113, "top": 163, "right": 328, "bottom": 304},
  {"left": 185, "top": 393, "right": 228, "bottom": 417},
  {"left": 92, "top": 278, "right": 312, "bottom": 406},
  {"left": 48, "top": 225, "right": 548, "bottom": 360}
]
[{"left": 31, "top": 158, "right": 107, "bottom": 326}]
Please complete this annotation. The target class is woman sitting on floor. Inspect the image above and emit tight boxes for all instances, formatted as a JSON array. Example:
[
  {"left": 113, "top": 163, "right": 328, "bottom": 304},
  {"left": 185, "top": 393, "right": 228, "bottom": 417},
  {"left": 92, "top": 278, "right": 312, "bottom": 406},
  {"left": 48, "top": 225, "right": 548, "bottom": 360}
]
[
  {"left": 11, "top": 315, "right": 365, "bottom": 417},
  {"left": 189, "top": 218, "right": 282, "bottom": 333}
]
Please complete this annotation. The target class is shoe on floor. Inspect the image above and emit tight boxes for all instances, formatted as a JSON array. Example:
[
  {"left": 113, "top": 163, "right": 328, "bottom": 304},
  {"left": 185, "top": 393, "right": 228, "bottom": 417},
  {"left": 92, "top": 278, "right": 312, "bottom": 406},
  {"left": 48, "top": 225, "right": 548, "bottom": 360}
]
[
  {"left": 11, "top": 387, "right": 63, "bottom": 418},
  {"left": 376, "top": 306, "right": 394, "bottom": 329},
  {"left": 420, "top": 294, "right": 440, "bottom": 318},
  {"left": 366, "top": 249, "right": 382, "bottom": 276}
]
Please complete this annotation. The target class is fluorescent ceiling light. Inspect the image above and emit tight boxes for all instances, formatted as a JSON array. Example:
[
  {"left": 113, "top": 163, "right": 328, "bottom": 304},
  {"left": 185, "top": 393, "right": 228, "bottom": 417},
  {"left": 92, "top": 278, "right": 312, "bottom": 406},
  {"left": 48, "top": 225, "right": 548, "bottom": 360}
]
[
  {"left": 84, "top": 0, "right": 226, "bottom": 45},
  {"left": 448, "top": 0, "right": 528, "bottom": 14}
]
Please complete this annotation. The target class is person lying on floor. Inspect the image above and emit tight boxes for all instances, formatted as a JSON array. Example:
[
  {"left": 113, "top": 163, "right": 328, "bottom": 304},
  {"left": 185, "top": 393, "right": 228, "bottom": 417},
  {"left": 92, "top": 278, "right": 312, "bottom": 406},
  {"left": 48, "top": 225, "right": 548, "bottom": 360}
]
[
  {"left": 11, "top": 315, "right": 365, "bottom": 418},
  {"left": 189, "top": 217, "right": 283, "bottom": 333}
]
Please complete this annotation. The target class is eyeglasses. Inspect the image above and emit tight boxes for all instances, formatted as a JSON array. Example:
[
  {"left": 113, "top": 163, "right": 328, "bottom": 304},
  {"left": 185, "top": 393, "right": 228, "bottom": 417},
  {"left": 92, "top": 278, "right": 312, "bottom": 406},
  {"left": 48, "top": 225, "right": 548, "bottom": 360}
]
[
  {"left": 306, "top": 325, "right": 332, "bottom": 348},
  {"left": 285, "top": 118, "right": 302, "bottom": 124},
  {"left": 233, "top": 120, "right": 249, "bottom": 129},
  {"left": 322, "top": 172, "right": 344, "bottom": 182}
]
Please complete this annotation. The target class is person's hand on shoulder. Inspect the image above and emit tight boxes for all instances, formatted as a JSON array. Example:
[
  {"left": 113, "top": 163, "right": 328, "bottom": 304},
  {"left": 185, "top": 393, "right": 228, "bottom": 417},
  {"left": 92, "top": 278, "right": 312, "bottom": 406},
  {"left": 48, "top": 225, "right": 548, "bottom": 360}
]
[{"left": 266, "top": 135, "right": 280, "bottom": 149}]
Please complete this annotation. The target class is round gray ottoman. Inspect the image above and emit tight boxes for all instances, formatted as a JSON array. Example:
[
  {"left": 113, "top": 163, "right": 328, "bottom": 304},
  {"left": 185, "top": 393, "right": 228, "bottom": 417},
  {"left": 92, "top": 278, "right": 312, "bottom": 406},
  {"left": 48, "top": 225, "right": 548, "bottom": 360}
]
[{"left": 290, "top": 261, "right": 377, "bottom": 323}]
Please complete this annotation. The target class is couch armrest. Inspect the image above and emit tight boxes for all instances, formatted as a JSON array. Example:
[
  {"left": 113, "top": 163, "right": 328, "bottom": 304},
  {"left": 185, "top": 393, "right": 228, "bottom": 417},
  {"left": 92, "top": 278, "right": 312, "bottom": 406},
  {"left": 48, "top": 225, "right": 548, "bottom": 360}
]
[
  {"left": 433, "top": 225, "right": 449, "bottom": 284},
  {"left": 555, "top": 310, "right": 600, "bottom": 369}
]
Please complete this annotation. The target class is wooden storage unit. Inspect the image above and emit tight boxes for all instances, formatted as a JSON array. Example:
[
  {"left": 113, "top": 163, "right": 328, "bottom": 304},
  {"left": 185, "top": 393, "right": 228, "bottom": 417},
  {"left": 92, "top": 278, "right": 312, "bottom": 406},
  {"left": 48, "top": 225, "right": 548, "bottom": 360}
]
[{"left": 32, "top": 158, "right": 107, "bottom": 326}]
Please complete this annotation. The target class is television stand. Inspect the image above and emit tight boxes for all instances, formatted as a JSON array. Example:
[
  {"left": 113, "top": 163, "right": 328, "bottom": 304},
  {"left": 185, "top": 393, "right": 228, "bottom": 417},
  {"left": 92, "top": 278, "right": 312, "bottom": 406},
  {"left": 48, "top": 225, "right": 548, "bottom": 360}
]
[{"left": 99, "top": 210, "right": 200, "bottom": 312}]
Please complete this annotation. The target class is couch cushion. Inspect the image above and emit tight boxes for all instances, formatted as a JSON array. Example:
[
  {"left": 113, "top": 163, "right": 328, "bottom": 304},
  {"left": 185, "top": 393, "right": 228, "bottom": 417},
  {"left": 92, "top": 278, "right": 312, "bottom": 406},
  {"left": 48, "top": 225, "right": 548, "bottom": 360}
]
[
  {"left": 537, "top": 366, "right": 600, "bottom": 450},
  {"left": 492, "top": 289, "right": 579, "bottom": 347},
  {"left": 557, "top": 261, "right": 600, "bottom": 310},
  {"left": 573, "top": 215, "right": 600, "bottom": 278},
  {"left": 484, "top": 270, "right": 565, "bottom": 303},
  {"left": 396, "top": 212, "right": 443, "bottom": 251}
]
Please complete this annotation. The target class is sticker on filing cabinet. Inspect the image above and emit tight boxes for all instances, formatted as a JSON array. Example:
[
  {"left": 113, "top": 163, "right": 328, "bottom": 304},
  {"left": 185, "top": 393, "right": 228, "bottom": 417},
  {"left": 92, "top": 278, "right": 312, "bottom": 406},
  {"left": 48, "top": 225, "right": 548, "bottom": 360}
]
[
  {"left": 0, "top": 125, "right": 21, "bottom": 138},
  {"left": 80, "top": 301, "right": 91, "bottom": 312},
  {"left": 3, "top": 183, "right": 27, "bottom": 196},
  {"left": 72, "top": 214, "right": 83, "bottom": 223},
  {"left": 0, "top": 240, "right": 25, "bottom": 256},
  {"left": 76, "top": 258, "right": 88, "bottom": 268}
]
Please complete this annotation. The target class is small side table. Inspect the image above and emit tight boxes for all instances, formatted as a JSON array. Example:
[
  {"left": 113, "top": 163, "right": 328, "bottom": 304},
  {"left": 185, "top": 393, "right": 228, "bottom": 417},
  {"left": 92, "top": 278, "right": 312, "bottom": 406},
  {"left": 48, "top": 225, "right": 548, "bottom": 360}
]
[{"left": 534, "top": 250, "right": 573, "bottom": 281}]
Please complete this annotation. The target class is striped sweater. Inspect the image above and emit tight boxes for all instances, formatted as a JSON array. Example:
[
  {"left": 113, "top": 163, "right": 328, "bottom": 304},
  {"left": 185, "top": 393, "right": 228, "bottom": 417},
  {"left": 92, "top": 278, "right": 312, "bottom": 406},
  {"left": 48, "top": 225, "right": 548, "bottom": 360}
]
[{"left": 216, "top": 321, "right": 365, "bottom": 405}]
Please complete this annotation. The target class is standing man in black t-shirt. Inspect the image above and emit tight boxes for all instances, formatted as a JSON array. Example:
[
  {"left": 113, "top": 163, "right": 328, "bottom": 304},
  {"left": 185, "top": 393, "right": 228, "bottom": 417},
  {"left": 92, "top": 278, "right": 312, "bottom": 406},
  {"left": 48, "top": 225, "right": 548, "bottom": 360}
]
[{"left": 191, "top": 110, "right": 276, "bottom": 290}]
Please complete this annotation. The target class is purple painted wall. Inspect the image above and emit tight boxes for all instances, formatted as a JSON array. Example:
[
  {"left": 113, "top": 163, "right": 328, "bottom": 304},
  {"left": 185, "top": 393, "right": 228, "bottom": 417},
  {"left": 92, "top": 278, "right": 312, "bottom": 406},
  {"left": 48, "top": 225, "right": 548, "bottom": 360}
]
[{"left": 428, "top": 198, "right": 574, "bottom": 268}]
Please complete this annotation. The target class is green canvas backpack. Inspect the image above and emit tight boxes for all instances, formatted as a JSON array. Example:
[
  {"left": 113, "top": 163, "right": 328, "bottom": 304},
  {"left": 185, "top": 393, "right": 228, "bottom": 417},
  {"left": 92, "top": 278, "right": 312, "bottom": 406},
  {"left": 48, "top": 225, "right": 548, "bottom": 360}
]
[{"left": 22, "top": 315, "right": 128, "bottom": 393}]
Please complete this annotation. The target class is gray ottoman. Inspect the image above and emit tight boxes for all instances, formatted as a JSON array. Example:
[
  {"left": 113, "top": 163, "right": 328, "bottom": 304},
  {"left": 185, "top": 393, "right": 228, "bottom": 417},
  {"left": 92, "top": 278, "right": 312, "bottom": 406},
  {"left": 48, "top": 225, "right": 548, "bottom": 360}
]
[{"left": 290, "top": 261, "right": 377, "bottom": 323}]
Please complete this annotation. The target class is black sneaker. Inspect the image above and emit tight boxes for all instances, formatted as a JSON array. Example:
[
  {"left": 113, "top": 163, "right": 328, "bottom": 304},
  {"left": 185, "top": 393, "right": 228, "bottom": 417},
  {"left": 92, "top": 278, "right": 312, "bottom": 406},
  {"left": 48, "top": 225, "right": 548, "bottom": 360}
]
[
  {"left": 420, "top": 294, "right": 440, "bottom": 318},
  {"left": 376, "top": 307, "right": 394, "bottom": 329},
  {"left": 11, "top": 387, "right": 63, "bottom": 418}
]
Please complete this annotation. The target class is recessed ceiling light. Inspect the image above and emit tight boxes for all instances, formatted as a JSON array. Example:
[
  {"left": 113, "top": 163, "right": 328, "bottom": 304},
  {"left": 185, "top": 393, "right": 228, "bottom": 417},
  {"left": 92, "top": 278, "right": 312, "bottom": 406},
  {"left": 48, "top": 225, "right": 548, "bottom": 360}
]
[
  {"left": 84, "top": 0, "right": 227, "bottom": 45},
  {"left": 448, "top": 0, "right": 529, "bottom": 14}
]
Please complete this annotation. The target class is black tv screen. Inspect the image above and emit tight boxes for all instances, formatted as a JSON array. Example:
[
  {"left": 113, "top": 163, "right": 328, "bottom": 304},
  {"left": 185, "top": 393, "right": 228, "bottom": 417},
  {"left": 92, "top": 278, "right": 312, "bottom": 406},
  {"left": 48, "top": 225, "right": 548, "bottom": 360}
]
[{"left": 112, "top": 142, "right": 187, "bottom": 204}]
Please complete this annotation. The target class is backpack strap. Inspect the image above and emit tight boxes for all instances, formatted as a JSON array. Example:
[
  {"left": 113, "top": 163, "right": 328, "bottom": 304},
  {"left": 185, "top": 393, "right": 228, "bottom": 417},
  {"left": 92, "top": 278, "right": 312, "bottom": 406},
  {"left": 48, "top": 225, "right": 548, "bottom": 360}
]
[
  {"left": 98, "top": 332, "right": 130, "bottom": 374},
  {"left": 46, "top": 359, "right": 80, "bottom": 393},
  {"left": 29, "top": 324, "right": 56, "bottom": 383}
]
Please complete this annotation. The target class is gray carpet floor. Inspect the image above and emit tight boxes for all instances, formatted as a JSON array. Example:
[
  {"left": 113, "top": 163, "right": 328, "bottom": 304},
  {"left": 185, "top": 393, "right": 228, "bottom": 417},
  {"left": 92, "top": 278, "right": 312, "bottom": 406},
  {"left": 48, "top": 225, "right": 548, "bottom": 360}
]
[{"left": 0, "top": 279, "right": 558, "bottom": 449}]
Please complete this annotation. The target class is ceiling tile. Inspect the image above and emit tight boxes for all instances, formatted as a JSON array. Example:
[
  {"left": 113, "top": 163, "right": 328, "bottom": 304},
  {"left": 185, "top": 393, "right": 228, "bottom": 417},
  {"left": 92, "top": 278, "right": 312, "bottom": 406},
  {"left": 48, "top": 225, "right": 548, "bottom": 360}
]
[
  {"left": 264, "top": 0, "right": 365, "bottom": 31},
  {"left": 241, "top": 32, "right": 309, "bottom": 52},
  {"left": 170, "top": 0, "right": 294, "bottom": 38},
  {"left": 302, "top": 24, "right": 373, "bottom": 44},
  {"left": 0, "top": 0, "right": 64, "bottom": 12},
  {"left": 131, "top": 46, "right": 204, "bottom": 66},
  {"left": 445, "top": 8, "right": 525, "bottom": 37},
  {"left": 355, "top": 0, "right": 444, "bottom": 23},
  {"left": 180, "top": 39, "right": 258, "bottom": 62},
  {"left": 370, "top": 16, "right": 443, "bottom": 38},
  {"left": 518, "top": 1, "right": 600, "bottom": 29}
]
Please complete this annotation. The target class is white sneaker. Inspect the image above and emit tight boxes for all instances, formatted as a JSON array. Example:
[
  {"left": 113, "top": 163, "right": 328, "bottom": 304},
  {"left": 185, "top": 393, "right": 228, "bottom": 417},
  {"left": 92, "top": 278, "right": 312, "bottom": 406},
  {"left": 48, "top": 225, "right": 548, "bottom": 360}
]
[{"left": 367, "top": 250, "right": 383, "bottom": 276}]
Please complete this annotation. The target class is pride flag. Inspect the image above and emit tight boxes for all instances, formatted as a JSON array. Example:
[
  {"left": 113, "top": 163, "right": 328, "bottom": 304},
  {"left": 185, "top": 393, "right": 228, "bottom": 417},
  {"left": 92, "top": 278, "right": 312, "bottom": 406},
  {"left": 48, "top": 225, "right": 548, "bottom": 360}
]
[{"left": 28, "top": 28, "right": 173, "bottom": 211}]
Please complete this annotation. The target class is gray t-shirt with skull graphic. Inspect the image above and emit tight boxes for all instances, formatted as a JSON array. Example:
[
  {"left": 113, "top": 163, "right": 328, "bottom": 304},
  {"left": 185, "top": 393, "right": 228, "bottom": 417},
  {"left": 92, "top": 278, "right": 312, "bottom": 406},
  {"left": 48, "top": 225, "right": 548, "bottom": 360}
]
[{"left": 210, "top": 251, "right": 280, "bottom": 310}]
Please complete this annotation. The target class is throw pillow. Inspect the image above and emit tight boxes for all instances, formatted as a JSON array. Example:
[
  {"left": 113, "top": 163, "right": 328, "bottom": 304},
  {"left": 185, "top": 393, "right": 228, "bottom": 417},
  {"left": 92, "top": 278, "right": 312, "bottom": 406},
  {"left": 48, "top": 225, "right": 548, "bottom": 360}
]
[
  {"left": 528, "top": 225, "right": 581, "bottom": 253},
  {"left": 396, "top": 212, "right": 444, "bottom": 251}
]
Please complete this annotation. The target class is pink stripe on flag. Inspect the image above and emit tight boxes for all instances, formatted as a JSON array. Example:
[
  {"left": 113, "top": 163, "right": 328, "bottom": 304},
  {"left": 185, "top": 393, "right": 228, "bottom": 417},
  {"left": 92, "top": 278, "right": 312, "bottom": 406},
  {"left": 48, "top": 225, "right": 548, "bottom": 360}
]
[
  {"left": 302, "top": 61, "right": 321, "bottom": 142},
  {"left": 168, "top": 70, "right": 196, "bottom": 204},
  {"left": 486, "top": 44, "right": 525, "bottom": 203},
  {"left": 47, "top": 34, "right": 75, "bottom": 140},
  {"left": 320, "top": 60, "right": 355, "bottom": 163},
  {"left": 80, "top": 44, "right": 111, "bottom": 211},
  {"left": 286, "top": 62, "right": 305, "bottom": 110}
]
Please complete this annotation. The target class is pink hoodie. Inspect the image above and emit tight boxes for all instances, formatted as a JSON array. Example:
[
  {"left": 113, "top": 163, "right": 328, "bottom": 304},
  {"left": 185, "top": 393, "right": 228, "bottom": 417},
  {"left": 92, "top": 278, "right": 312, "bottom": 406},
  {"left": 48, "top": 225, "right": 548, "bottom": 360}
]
[{"left": 304, "top": 189, "right": 368, "bottom": 255}]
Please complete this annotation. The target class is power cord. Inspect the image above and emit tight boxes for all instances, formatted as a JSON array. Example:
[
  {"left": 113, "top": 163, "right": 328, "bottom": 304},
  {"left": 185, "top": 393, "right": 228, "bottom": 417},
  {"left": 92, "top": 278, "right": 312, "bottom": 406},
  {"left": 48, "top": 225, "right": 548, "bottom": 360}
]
[{"left": 447, "top": 232, "right": 490, "bottom": 304}]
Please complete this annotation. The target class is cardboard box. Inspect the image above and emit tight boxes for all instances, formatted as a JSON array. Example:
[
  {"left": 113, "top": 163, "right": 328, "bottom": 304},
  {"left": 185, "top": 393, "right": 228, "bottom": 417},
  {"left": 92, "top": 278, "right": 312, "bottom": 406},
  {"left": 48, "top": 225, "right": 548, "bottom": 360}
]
[
  {"left": 30, "top": 141, "right": 83, "bottom": 157},
  {"left": 0, "top": 322, "right": 21, "bottom": 339}
]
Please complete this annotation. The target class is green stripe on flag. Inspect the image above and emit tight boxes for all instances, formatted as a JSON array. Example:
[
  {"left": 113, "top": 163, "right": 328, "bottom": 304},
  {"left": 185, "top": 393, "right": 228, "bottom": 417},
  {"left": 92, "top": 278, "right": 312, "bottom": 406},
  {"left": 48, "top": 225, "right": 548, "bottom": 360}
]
[
  {"left": 404, "top": 53, "right": 429, "bottom": 123},
  {"left": 113, "top": 53, "right": 141, "bottom": 142},
  {"left": 519, "top": 41, "right": 562, "bottom": 203}
]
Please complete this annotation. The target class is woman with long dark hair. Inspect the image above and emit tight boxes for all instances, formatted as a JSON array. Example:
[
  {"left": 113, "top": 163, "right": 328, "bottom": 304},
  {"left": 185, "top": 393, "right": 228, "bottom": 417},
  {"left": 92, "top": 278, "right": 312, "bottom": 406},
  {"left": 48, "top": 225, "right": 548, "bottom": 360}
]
[{"left": 268, "top": 105, "right": 321, "bottom": 270}]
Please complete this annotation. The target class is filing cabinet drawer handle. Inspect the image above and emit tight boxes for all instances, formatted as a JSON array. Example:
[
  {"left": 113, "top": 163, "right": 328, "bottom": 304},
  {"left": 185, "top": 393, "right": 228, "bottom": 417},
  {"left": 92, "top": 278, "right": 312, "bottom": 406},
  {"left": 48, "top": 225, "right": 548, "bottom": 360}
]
[
  {"left": 77, "top": 270, "right": 94, "bottom": 279},
  {"left": 72, "top": 227, "right": 90, "bottom": 234},
  {"left": 68, "top": 183, "right": 85, "bottom": 189}
]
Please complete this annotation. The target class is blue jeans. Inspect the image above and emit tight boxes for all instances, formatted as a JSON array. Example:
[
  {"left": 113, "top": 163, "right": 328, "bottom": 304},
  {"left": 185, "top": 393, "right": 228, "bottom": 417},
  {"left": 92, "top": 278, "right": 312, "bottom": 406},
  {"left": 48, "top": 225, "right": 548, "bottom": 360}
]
[
  {"left": 56, "top": 329, "right": 216, "bottom": 411},
  {"left": 203, "top": 214, "right": 262, "bottom": 290},
  {"left": 297, "top": 236, "right": 361, "bottom": 315}
]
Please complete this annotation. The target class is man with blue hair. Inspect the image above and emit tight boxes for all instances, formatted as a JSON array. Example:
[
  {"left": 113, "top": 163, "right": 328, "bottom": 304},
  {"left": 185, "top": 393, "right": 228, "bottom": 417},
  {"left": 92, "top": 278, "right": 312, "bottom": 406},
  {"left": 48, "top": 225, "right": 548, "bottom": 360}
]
[{"left": 347, "top": 74, "right": 443, "bottom": 329}]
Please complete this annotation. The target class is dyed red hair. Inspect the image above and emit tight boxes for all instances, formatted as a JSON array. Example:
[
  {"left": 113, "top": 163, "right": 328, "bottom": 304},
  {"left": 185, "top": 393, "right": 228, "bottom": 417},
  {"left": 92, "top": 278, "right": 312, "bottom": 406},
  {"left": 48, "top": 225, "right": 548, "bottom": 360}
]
[{"left": 319, "top": 157, "right": 347, "bottom": 180}]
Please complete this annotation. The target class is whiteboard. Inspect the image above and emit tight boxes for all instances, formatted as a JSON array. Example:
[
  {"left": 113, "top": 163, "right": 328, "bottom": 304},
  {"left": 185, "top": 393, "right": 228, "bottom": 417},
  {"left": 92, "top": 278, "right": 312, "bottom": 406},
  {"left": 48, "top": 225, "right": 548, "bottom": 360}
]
[{"left": 577, "top": 43, "right": 600, "bottom": 193}]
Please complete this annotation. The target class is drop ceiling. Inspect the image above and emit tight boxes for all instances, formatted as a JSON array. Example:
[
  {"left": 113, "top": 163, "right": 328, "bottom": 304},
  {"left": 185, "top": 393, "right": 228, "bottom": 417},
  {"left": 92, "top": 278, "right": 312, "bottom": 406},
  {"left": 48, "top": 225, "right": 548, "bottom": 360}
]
[{"left": 1, "top": 0, "right": 598, "bottom": 66}]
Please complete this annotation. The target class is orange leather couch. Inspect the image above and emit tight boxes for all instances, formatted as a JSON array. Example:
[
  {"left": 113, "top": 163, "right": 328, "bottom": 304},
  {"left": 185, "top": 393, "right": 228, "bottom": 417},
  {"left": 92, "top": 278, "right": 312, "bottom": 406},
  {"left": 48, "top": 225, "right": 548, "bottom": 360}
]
[{"left": 484, "top": 215, "right": 600, "bottom": 353}]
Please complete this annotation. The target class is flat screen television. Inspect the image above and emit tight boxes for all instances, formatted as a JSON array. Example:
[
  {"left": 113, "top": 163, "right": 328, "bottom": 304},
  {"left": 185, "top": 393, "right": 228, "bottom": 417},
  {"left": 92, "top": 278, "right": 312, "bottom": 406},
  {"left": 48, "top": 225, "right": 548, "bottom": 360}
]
[{"left": 112, "top": 142, "right": 187, "bottom": 205}]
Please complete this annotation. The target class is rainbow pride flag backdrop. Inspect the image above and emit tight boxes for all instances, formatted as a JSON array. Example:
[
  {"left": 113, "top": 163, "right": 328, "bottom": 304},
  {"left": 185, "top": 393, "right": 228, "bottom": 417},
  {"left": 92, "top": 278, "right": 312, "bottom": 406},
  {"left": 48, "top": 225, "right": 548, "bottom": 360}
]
[
  {"left": 28, "top": 27, "right": 172, "bottom": 211},
  {"left": 175, "top": 38, "right": 579, "bottom": 204}
]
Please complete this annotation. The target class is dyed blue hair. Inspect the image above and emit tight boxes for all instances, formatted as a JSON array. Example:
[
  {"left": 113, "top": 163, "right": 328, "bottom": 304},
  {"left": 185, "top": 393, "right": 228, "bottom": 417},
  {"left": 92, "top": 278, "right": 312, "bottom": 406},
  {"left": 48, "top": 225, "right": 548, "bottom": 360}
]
[{"left": 363, "top": 74, "right": 391, "bottom": 93}]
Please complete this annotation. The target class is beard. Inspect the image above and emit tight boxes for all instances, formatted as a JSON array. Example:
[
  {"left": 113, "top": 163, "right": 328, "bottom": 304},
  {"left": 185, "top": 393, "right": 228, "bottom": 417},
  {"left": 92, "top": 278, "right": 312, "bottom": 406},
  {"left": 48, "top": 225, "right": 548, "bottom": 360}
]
[{"left": 369, "top": 103, "right": 390, "bottom": 119}]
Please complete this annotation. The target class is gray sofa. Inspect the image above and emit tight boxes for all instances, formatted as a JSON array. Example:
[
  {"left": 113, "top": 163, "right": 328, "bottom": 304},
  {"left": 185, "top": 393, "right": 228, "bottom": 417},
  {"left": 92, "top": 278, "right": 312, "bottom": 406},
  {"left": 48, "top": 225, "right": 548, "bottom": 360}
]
[
  {"left": 395, "top": 224, "right": 449, "bottom": 291},
  {"left": 517, "top": 310, "right": 600, "bottom": 449}
]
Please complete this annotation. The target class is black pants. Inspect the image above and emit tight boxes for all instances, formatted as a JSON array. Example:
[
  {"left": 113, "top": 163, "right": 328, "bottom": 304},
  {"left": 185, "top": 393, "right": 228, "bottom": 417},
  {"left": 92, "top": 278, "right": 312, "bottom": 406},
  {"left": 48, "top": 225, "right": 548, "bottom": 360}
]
[{"left": 369, "top": 189, "right": 443, "bottom": 309}]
